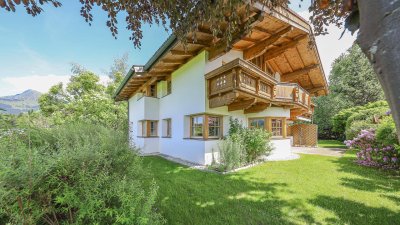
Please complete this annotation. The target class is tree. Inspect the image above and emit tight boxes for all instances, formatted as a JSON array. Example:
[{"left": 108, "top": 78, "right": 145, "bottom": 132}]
[
  {"left": 39, "top": 60, "right": 127, "bottom": 130},
  {"left": 313, "top": 43, "right": 385, "bottom": 139},
  {"left": 329, "top": 44, "right": 385, "bottom": 106},
  {"left": 1, "top": 0, "right": 399, "bottom": 139}
]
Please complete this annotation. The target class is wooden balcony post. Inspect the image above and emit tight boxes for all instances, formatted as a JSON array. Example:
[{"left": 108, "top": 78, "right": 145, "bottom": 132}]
[
  {"left": 255, "top": 78, "right": 260, "bottom": 94},
  {"left": 294, "top": 87, "right": 299, "bottom": 102}
]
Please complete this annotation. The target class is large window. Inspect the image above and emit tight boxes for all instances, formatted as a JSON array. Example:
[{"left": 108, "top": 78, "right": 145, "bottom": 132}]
[
  {"left": 249, "top": 118, "right": 265, "bottom": 129},
  {"left": 271, "top": 118, "right": 283, "bottom": 136},
  {"left": 248, "top": 117, "right": 286, "bottom": 138},
  {"left": 138, "top": 120, "right": 158, "bottom": 137},
  {"left": 190, "top": 114, "right": 222, "bottom": 139}
]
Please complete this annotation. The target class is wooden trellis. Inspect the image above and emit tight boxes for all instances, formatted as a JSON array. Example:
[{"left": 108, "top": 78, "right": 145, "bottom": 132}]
[{"left": 290, "top": 124, "right": 318, "bottom": 147}]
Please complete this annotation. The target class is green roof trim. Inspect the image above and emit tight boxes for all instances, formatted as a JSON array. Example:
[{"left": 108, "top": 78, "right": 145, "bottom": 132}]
[{"left": 113, "top": 34, "right": 178, "bottom": 99}]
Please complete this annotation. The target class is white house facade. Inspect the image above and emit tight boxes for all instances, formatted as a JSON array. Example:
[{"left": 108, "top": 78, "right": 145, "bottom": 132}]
[{"left": 115, "top": 4, "right": 328, "bottom": 165}]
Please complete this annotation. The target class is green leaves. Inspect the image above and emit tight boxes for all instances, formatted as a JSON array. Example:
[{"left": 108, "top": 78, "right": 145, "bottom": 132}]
[{"left": 0, "top": 123, "right": 164, "bottom": 225}]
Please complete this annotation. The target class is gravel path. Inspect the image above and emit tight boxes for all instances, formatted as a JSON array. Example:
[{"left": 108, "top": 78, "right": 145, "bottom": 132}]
[{"left": 292, "top": 147, "right": 346, "bottom": 157}]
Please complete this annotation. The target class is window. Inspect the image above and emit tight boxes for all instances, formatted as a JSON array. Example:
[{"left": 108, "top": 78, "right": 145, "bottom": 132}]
[
  {"left": 138, "top": 120, "right": 158, "bottom": 137},
  {"left": 249, "top": 118, "right": 265, "bottom": 129},
  {"left": 208, "top": 116, "right": 221, "bottom": 138},
  {"left": 149, "top": 121, "right": 158, "bottom": 136},
  {"left": 191, "top": 116, "right": 204, "bottom": 138},
  {"left": 167, "top": 80, "right": 172, "bottom": 95},
  {"left": 271, "top": 118, "right": 283, "bottom": 136},
  {"left": 189, "top": 114, "right": 222, "bottom": 139},
  {"left": 162, "top": 119, "right": 172, "bottom": 137},
  {"left": 149, "top": 84, "right": 157, "bottom": 97}
]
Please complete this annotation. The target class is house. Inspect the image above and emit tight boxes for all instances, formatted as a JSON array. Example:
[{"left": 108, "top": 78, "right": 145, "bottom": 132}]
[{"left": 114, "top": 4, "right": 328, "bottom": 165}]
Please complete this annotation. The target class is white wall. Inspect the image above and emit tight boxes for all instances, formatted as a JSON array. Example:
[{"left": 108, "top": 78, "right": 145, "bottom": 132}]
[
  {"left": 128, "top": 95, "right": 160, "bottom": 154},
  {"left": 157, "top": 51, "right": 208, "bottom": 164}
]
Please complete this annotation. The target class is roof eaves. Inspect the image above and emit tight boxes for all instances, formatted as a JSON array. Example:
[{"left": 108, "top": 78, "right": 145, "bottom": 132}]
[{"left": 113, "top": 34, "right": 178, "bottom": 100}]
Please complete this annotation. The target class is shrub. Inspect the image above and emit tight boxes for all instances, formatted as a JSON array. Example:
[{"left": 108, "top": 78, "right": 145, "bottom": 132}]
[
  {"left": 332, "top": 101, "right": 389, "bottom": 140},
  {"left": 225, "top": 118, "right": 273, "bottom": 164},
  {"left": 0, "top": 123, "right": 164, "bottom": 225},
  {"left": 243, "top": 128, "right": 273, "bottom": 163},
  {"left": 217, "top": 137, "right": 246, "bottom": 171},
  {"left": 376, "top": 116, "right": 398, "bottom": 146},
  {"left": 345, "top": 129, "right": 399, "bottom": 170}
]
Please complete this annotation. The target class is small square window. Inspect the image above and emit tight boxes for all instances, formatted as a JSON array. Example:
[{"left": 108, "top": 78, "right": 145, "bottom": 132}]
[{"left": 138, "top": 120, "right": 158, "bottom": 137}]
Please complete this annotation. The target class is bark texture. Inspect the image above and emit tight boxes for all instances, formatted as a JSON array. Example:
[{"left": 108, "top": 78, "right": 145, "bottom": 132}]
[{"left": 357, "top": 0, "right": 400, "bottom": 139}]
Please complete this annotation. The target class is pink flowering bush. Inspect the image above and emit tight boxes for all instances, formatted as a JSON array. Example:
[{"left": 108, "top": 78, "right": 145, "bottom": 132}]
[{"left": 344, "top": 129, "right": 399, "bottom": 170}]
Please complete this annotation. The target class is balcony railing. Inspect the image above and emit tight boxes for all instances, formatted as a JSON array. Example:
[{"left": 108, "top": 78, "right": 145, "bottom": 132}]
[
  {"left": 205, "top": 58, "right": 312, "bottom": 112},
  {"left": 275, "top": 83, "right": 311, "bottom": 108}
]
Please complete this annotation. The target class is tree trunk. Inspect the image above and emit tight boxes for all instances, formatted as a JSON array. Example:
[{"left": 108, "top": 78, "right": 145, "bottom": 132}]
[{"left": 357, "top": 0, "right": 400, "bottom": 140}]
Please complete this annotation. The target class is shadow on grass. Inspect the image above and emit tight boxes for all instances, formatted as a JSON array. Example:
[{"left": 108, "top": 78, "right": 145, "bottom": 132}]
[
  {"left": 143, "top": 156, "right": 319, "bottom": 225},
  {"left": 310, "top": 195, "right": 400, "bottom": 225},
  {"left": 330, "top": 151, "right": 400, "bottom": 193}
]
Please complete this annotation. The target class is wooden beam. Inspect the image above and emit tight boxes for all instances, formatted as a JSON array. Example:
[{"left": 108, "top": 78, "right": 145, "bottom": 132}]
[
  {"left": 244, "top": 103, "right": 269, "bottom": 114},
  {"left": 244, "top": 26, "right": 292, "bottom": 60},
  {"left": 281, "top": 64, "right": 319, "bottom": 82},
  {"left": 253, "top": 26, "right": 272, "bottom": 35},
  {"left": 162, "top": 58, "right": 186, "bottom": 65},
  {"left": 242, "top": 37, "right": 259, "bottom": 43},
  {"left": 228, "top": 98, "right": 257, "bottom": 111},
  {"left": 264, "top": 34, "right": 308, "bottom": 61},
  {"left": 208, "top": 11, "right": 264, "bottom": 61},
  {"left": 308, "top": 86, "right": 325, "bottom": 94},
  {"left": 136, "top": 77, "right": 158, "bottom": 94},
  {"left": 170, "top": 50, "right": 193, "bottom": 57}
]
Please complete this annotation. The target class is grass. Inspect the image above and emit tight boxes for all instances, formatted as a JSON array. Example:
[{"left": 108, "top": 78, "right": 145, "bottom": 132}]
[
  {"left": 143, "top": 152, "right": 400, "bottom": 225},
  {"left": 318, "top": 139, "right": 347, "bottom": 149}
]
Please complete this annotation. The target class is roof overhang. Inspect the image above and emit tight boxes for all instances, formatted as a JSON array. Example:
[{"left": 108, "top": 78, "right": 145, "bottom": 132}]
[{"left": 114, "top": 3, "right": 328, "bottom": 101}]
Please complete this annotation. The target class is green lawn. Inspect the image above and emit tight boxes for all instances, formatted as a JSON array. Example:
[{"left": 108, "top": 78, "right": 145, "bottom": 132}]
[
  {"left": 143, "top": 152, "right": 400, "bottom": 225},
  {"left": 318, "top": 139, "right": 347, "bottom": 149}
]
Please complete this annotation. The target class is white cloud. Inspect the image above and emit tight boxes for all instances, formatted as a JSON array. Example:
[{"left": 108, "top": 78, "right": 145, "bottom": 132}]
[
  {"left": 0, "top": 74, "right": 110, "bottom": 96},
  {"left": 297, "top": 11, "right": 357, "bottom": 78}
]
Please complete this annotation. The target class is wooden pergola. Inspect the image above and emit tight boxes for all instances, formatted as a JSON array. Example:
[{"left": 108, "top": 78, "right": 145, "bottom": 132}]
[{"left": 114, "top": 4, "right": 328, "bottom": 101}]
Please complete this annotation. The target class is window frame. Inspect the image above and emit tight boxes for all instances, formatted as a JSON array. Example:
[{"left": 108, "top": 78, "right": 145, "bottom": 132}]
[
  {"left": 190, "top": 115, "right": 204, "bottom": 139},
  {"left": 189, "top": 114, "right": 223, "bottom": 140},
  {"left": 248, "top": 117, "right": 266, "bottom": 129},
  {"left": 248, "top": 116, "right": 287, "bottom": 138},
  {"left": 207, "top": 115, "right": 222, "bottom": 138},
  {"left": 271, "top": 118, "right": 283, "bottom": 137},
  {"left": 138, "top": 120, "right": 159, "bottom": 138}
]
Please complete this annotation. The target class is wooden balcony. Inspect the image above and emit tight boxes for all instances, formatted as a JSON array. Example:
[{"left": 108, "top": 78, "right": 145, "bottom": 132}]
[{"left": 205, "top": 58, "right": 313, "bottom": 115}]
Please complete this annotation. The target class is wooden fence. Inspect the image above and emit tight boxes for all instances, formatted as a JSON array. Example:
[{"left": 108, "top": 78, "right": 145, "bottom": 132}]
[{"left": 289, "top": 124, "right": 318, "bottom": 147}]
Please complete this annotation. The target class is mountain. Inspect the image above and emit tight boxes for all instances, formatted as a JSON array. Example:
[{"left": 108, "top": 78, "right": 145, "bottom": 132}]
[{"left": 0, "top": 89, "right": 42, "bottom": 115}]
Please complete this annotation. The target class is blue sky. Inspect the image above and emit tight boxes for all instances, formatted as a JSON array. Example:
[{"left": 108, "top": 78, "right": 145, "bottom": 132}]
[{"left": 0, "top": 1, "right": 355, "bottom": 96}]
